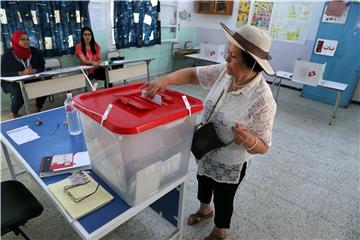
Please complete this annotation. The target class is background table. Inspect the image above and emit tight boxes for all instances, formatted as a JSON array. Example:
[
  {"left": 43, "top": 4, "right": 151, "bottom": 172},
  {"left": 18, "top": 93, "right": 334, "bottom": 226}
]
[
  {"left": 101, "top": 58, "right": 154, "bottom": 87},
  {"left": 186, "top": 53, "right": 223, "bottom": 66},
  {"left": 272, "top": 70, "right": 348, "bottom": 125},
  {"left": 0, "top": 66, "right": 93, "bottom": 115}
]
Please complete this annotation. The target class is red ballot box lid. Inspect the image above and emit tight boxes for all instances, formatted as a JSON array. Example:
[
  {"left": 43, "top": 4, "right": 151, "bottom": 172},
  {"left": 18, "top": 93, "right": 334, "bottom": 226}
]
[{"left": 73, "top": 82, "right": 204, "bottom": 135}]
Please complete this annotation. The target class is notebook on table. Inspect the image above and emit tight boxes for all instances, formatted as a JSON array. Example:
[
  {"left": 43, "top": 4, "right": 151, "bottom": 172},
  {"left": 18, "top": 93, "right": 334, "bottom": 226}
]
[{"left": 48, "top": 171, "right": 113, "bottom": 220}]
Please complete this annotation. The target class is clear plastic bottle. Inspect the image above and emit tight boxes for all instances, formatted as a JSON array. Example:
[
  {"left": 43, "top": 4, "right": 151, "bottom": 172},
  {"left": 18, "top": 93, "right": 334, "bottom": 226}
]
[{"left": 64, "top": 93, "right": 82, "bottom": 135}]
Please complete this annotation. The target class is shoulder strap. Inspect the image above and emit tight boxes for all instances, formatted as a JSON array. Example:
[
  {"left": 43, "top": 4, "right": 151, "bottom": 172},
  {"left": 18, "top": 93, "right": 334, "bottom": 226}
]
[{"left": 205, "top": 89, "right": 225, "bottom": 123}]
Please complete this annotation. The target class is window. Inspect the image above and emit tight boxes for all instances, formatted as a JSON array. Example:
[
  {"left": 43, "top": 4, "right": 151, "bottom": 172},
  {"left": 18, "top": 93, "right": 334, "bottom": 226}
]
[
  {"left": 160, "top": 0, "right": 179, "bottom": 42},
  {"left": 0, "top": 1, "right": 90, "bottom": 57},
  {"left": 112, "top": 0, "right": 161, "bottom": 49}
]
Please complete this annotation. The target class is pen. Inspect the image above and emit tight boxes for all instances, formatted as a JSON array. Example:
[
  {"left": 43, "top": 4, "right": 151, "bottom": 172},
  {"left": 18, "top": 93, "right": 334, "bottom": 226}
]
[{"left": 51, "top": 123, "right": 60, "bottom": 135}]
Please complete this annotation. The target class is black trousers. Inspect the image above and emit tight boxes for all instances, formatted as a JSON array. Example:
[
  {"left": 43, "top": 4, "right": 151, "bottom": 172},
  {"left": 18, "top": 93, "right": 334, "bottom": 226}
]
[
  {"left": 197, "top": 162, "right": 247, "bottom": 229},
  {"left": 88, "top": 68, "right": 106, "bottom": 80},
  {"left": 1, "top": 81, "right": 47, "bottom": 115},
  {"left": 88, "top": 68, "right": 113, "bottom": 87}
]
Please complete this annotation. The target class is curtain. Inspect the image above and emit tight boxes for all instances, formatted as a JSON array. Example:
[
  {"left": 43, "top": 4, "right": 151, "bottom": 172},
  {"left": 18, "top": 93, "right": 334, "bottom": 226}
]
[
  {"left": 0, "top": 1, "right": 90, "bottom": 57},
  {"left": 113, "top": 0, "right": 161, "bottom": 49}
]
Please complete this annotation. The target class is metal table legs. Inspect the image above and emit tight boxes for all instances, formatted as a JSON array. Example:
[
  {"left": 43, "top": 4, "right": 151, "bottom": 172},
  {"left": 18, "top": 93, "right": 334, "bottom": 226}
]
[
  {"left": 329, "top": 91, "right": 342, "bottom": 125},
  {"left": 271, "top": 77, "right": 282, "bottom": 102},
  {"left": 19, "top": 81, "right": 31, "bottom": 114},
  {"left": 1, "top": 141, "right": 16, "bottom": 180}
]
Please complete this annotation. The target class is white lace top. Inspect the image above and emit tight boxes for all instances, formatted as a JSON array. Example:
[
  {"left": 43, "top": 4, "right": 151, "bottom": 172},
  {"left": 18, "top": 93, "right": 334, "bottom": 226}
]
[{"left": 196, "top": 63, "right": 277, "bottom": 184}]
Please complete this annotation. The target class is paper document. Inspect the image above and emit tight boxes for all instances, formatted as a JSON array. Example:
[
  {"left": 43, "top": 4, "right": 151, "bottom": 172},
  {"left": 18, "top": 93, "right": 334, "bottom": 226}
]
[
  {"left": 276, "top": 71, "right": 293, "bottom": 79},
  {"left": 7, "top": 125, "right": 40, "bottom": 145},
  {"left": 100, "top": 60, "right": 125, "bottom": 67}
]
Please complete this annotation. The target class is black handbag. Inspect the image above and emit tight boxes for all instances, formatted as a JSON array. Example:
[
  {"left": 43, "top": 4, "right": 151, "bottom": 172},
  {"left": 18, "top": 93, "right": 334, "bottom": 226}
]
[{"left": 191, "top": 90, "right": 233, "bottom": 159}]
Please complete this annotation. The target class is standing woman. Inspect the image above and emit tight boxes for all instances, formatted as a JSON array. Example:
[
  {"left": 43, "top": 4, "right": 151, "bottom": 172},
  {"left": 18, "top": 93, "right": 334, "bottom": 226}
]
[
  {"left": 1, "top": 30, "right": 47, "bottom": 118},
  {"left": 75, "top": 27, "right": 107, "bottom": 83},
  {"left": 146, "top": 23, "right": 277, "bottom": 240}
]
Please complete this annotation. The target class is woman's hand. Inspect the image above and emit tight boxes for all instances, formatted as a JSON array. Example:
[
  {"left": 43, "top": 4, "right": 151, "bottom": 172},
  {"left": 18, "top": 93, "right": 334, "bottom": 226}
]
[
  {"left": 92, "top": 61, "right": 100, "bottom": 68},
  {"left": 19, "top": 67, "right": 35, "bottom": 76},
  {"left": 145, "top": 78, "right": 169, "bottom": 98},
  {"left": 231, "top": 122, "right": 256, "bottom": 148}
]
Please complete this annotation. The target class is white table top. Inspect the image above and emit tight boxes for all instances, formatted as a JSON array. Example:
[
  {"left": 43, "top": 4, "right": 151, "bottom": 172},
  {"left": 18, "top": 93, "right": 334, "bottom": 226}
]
[
  {"left": 319, "top": 80, "right": 348, "bottom": 91},
  {"left": 0, "top": 65, "right": 93, "bottom": 82},
  {"left": 186, "top": 53, "right": 223, "bottom": 64},
  {"left": 100, "top": 58, "right": 155, "bottom": 67},
  {"left": 276, "top": 70, "right": 293, "bottom": 80},
  {"left": 275, "top": 70, "right": 348, "bottom": 91}
]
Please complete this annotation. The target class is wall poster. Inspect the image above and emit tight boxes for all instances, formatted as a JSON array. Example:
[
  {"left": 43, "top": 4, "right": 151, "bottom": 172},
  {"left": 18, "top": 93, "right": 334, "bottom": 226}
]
[
  {"left": 236, "top": 0, "right": 250, "bottom": 28},
  {"left": 251, "top": 1, "right": 273, "bottom": 30},
  {"left": 269, "top": 2, "right": 313, "bottom": 44}
]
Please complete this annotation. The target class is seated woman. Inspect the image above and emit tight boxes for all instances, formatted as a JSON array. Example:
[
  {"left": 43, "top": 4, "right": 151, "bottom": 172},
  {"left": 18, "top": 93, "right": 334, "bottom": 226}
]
[
  {"left": 1, "top": 30, "right": 47, "bottom": 118},
  {"left": 75, "top": 27, "right": 109, "bottom": 86}
]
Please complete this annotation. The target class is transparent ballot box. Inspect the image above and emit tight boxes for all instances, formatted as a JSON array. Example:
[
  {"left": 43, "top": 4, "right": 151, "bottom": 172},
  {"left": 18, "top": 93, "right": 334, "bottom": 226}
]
[{"left": 74, "top": 83, "right": 203, "bottom": 206}]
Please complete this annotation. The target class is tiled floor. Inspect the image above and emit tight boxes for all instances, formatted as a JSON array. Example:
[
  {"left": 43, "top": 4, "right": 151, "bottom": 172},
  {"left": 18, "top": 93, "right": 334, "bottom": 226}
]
[{"left": 1, "top": 82, "right": 359, "bottom": 240}]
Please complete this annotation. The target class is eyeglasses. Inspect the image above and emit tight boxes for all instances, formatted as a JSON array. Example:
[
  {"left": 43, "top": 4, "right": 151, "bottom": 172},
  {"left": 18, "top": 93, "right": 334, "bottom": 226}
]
[
  {"left": 64, "top": 181, "right": 99, "bottom": 202},
  {"left": 63, "top": 175, "right": 99, "bottom": 203}
]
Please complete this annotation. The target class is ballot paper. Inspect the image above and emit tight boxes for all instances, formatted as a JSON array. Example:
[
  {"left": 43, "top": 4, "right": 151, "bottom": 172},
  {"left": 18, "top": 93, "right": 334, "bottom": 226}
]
[{"left": 7, "top": 125, "right": 40, "bottom": 145}]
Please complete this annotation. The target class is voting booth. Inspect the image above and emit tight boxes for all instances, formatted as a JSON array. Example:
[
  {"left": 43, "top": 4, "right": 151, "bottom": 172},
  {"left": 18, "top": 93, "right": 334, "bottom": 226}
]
[
  {"left": 74, "top": 83, "right": 203, "bottom": 206},
  {"left": 292, "top": 60, "right": 326, "bottom": 86}
]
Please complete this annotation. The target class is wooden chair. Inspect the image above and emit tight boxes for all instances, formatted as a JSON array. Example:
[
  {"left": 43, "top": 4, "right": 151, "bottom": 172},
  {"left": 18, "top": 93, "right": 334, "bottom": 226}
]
[{"left": 107, "top": 61, "right": 149, "bottom": 86}]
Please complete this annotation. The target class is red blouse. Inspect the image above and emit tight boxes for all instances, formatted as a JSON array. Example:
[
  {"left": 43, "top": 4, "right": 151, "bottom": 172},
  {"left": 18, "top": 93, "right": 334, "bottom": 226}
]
[{"left": 75, "top": 43, "right": 101, "bottom": 74}]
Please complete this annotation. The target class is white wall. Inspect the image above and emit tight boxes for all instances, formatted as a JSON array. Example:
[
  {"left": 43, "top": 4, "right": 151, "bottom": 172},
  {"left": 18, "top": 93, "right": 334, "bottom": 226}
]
[
  {"left": 179, "top": 1, "right": 236, "bottom": 29},
  {"left": 180, "top": 1, "right": 324, "bottom": 34},
  {"left": 179, "top": 1, "right": 325, "bottom": 88}
]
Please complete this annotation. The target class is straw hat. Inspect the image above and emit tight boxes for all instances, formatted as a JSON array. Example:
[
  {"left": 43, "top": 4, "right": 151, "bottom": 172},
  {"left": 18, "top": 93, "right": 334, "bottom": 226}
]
[{"left": 220, "top": 22, "right": 275, "bottom": 76}]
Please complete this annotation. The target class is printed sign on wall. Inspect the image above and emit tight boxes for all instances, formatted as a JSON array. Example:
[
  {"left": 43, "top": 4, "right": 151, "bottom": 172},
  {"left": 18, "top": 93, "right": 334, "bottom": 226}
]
[
  {"left": 314, "top": 38, "right": 338, "bottom": 56},
  {"left": 322, "top": 5, "right": 350, "bottom": 24}
]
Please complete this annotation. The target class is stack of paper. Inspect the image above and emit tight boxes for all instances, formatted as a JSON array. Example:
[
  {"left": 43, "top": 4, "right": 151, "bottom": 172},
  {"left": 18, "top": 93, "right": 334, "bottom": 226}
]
[
  {"left": 48, "top": 172, "right": 113, "bottom": 220},
  {"left": 7, "top": 125, "right": 40, "bottom": 145}
]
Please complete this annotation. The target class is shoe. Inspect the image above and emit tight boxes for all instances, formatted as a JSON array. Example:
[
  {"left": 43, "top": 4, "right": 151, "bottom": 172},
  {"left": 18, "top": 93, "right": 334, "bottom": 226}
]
[
  {"left": 204, "top": 231, "right": 227, "bottom": 240},
  {"left": 8, "top": 113, "right": 18, "bottom": 119},
  {"left": 187, "top": 210, "right": 214, "bottom": 226},
  {"left": 33, "top": 107, "right": 42, "bottom": 113}
]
